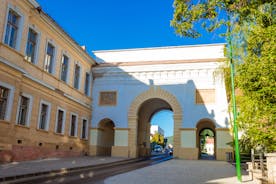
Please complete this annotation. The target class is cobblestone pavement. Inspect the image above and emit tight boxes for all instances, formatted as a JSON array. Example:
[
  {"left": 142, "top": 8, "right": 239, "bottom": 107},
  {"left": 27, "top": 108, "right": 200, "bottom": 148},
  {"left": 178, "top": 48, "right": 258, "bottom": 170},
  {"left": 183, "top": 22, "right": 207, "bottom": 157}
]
[{"left": 104, "top": 159, "right": 259, "bottom": 184}]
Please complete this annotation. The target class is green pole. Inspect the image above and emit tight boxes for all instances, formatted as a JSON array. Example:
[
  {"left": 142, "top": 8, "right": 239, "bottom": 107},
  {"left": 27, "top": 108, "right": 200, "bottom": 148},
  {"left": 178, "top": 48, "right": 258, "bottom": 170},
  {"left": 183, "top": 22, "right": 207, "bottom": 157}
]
[{"left": 228, "top": 30, "right": 242, "bottom": 182}]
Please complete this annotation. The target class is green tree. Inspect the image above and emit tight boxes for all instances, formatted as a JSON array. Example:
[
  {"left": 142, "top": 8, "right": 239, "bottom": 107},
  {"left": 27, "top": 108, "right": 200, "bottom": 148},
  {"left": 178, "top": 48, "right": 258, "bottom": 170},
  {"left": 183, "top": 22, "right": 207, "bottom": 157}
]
[
  {"left": 151, "top": 132, "right": 164, "bottom": 147},
  {"left": 171, "top": 0, "right": 276, "bottom": 152}
]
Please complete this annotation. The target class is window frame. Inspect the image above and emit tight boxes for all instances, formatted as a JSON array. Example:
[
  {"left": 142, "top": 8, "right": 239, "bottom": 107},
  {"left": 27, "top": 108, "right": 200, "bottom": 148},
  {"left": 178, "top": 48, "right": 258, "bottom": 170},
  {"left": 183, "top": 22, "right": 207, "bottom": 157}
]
[
  {"left": 2, "top": 4, "right": 24, "bottom": 51},
  {"left": 69, "top": 112, "right": 78, "bottom": 137},
  {"left": 55, "top": 107, "right": 66, "bottom": 134},
  {"left": 60, "top": 52, "right": 70, "bottom": 83},
  {"left": 84, "top": 72, "right": 91, "bottom": 96},
  {"left": 73, "top": 63, "right": 81, "bottom": 90},
  {"left": 81, "top": 117, "right": 88, "bottom": 140},
  {"left": 25, "top": 25, "right": 40, "bottom": 64},
  {"left": 37, "top": 100, "right": 51, "bottom": 131},
  {"left": 44, "top": 39, "right": 57, "bottom": 74},
  {"left": 16, "top": 92, "right": 33, "bottom": 127},
  {"left": 0, "top": 81, "right": 15, "bottom": 121}
]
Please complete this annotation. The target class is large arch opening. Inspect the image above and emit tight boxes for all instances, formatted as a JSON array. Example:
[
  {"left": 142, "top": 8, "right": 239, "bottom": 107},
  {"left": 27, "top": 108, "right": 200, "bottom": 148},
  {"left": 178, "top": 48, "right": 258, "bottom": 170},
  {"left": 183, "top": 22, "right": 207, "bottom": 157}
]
[
  {"left": 128, "top": 87, "right": 183, "bottom": 158},
  {"left": 137, "top": 98, "right": 173, "bottom": 157},
  {"left": 97, "top": 118, "right": 115, "bottom": 156},
  {"left": 196, "top": 119, "right": 216, "bottom": 160},
  {"left": 150, "top": 110, "right": 174, "bottom": 156}
]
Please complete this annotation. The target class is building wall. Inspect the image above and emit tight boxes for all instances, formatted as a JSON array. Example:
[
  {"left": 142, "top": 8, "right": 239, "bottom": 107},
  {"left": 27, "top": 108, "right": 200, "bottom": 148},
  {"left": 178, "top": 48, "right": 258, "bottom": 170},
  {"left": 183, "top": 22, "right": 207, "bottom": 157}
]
[
  {"left": 150, "top": 125, "right": 164, "bottom": 136},
  {"left": 0, "top": 0, "right": 95, "bottom": 163},
  {"left": 91, "top": 44, "right": 233, "bottom": 160}
]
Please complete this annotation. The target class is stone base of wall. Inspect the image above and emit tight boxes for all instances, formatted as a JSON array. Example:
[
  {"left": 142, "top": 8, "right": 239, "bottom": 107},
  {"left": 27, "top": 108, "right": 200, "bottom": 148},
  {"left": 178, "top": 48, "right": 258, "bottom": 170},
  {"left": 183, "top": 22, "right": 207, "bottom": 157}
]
[
  {"left": 177, "top": 148, "right": 199, "bottom": 160},
  {"left": 88, "top": 145, "right": 112, "bottom": 156},
  {"left": 0, "top": 145, "right": 82, "bottom": 163},
  {"left": 112, "top": 146, "right": 129, "bottom": 157},
  {"left": 216, "top": 148, "right": 233, "bottom": 161},
  {"left": 89, "top": 145, "right": 97, "bottom": 156}
]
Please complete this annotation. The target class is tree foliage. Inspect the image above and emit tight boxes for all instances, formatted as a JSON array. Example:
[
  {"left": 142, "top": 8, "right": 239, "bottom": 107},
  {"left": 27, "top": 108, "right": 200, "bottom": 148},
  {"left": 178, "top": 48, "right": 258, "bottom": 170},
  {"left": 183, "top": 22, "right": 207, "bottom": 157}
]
[
  {"left": 150, "top": 132, "right": 164, "bottom": 146},
  {"left": 171, "top": 0, "right": 276, "bottom": 152}
]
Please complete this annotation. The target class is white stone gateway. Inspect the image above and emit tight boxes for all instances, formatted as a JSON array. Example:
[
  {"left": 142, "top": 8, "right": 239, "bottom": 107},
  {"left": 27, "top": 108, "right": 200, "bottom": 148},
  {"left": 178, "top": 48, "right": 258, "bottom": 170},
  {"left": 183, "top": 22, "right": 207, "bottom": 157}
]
[{"left": 89, "top": 43, "right": 233, "bottom": 160}]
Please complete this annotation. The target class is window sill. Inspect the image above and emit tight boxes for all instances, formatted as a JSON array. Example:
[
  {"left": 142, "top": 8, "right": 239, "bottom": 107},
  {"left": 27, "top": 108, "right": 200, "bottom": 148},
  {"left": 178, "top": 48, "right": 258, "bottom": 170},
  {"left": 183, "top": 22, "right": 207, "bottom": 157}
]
[
  {"left": 15, "top": 124, "right": 30, "bottom": 129},
  {"left": 36, "top": 128, "right": 49, "bottom": 133},
  {"left": 68, "top": 135, "right": 78, "bottom": 139},
  {"left": 54, "top": 132, "right": 65, "bottom": 136},
  {"left": 0, "top": 120, "right": 10, "bottom": 124}
]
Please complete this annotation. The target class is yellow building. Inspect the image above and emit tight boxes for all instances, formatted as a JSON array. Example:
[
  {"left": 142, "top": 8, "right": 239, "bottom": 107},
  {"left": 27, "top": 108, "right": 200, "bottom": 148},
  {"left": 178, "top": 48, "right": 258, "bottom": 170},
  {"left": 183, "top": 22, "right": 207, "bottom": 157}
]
[{"left": 0, "top": 0, "right": 96, "bottom": 162}]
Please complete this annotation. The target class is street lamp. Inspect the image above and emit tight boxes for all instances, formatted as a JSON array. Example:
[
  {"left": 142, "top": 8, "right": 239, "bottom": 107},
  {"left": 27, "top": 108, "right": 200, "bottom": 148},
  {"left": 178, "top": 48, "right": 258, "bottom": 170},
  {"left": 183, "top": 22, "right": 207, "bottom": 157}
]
[{"left": 227, "top": 19, "right": 242, "bottom": 181}]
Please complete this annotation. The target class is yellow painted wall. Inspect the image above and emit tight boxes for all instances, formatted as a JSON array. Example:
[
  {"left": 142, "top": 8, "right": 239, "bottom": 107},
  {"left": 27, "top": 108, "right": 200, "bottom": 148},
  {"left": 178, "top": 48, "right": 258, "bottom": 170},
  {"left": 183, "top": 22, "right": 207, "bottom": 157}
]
[{"left": 0, "top": 0, "right": 95, "bottom": 162}]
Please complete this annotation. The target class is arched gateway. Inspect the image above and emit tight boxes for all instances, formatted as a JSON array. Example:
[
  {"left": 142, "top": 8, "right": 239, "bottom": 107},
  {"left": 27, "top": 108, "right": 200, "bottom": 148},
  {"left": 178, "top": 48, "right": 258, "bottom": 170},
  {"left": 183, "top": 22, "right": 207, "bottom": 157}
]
[
  {"left": 128, "top": 87, "right": 182, "bottom": 158},
  {"left": 90, "top": 44, "right": 233, "bottom": 160}
]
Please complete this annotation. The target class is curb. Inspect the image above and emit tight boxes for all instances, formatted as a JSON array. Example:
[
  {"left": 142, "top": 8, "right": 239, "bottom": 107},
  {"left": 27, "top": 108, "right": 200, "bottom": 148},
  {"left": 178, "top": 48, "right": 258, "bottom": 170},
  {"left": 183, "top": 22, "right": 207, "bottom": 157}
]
[{"left": 0, "top": 158, "right": 142, "bottom": 183}]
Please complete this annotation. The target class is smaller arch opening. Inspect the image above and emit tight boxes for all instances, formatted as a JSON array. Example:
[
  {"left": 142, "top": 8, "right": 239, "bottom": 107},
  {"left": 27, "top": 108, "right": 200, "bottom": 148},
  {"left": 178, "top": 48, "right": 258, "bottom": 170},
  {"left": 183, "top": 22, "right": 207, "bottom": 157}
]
[
  {"left": 196, "top": 119, "right": 216, "bottom": 160},
  {"left": 97, "top": 118, "right": 115, "bottom": 156}
]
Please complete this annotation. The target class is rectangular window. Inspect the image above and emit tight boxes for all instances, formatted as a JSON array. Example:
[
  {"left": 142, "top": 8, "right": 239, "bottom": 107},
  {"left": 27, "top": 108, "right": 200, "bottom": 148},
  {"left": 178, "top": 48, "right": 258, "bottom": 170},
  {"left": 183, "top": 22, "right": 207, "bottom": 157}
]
[
  {"left": 38, "top": 103, "right": 50, "bottom": 130},
  {"left": 60, "top": 55, "right": 69, "bottom": 82},
  {"left": 84, "top": 72, "right": 90, "bottom": 96},
  {"left": 81, "top": 119, "right": 88, "bottom": 139},
  {"left": 70, "top": 114, "right": 77, "bottom": 136},
  {"left": 17, "top": 96, "right": 29, "bottom": 126},
  {"left": 25, "top": 28, "right": 38, "bottom": 63},
  {"left": 74, "top": 64, "right": 80, "bottom": 89},
  {"left": 99, "top": 91, "right": 117, "bottom": 106},
  {"left": 56, "top": 109, "right": 65, "bottom": 134},
  {"left": 44, "top": 43, "right": 55, "bottom": 73},
  {"left": 195, "top": 89, "right": 216, "bottom": 104},
  {"left": 4, "top": 10, "right": 19, "bottom": 48},
  {"left": 0, "top": 87, "right": 9, "bottom": 120}
]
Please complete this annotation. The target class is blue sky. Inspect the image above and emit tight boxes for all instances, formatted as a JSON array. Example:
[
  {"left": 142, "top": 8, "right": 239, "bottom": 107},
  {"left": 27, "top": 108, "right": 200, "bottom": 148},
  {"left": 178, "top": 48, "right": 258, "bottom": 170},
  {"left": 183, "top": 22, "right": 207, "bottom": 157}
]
[
  {"left": 151, "top": 110, "right": 174, "bottom": 137},
  {"left": 36, "top": 0, "right": 225, "bottom": 52},
  {"left": 36, "top": 0, "right": 225, "bottom": 138}
]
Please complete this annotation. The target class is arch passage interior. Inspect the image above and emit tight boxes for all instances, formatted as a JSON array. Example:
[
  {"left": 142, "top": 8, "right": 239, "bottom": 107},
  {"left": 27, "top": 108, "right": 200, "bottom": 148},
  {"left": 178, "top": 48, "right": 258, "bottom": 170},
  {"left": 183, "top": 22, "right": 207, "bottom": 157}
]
[{"left": 137, "top": 98, "right": 172, "bottom": 157}]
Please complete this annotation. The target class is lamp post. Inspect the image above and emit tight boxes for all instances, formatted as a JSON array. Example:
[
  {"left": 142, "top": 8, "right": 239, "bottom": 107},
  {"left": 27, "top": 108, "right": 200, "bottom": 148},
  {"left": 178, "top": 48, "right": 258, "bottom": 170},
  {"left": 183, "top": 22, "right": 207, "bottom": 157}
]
[{"left": 227, "top": 21, "right": 242, "bottom": 181}]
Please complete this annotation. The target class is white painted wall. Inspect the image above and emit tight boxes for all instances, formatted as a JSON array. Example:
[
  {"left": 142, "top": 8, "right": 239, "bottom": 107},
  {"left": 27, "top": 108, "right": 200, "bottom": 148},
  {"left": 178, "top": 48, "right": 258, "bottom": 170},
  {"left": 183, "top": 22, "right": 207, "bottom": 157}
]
[
  {"left": 91, "top": 44, "right": 229, "bottom": 130},
  {"left": 94, "top": 44, "right": 224, "bottom": 63},
  {"left": 150, "top": 125, "right": 164, "bottom": 136}
]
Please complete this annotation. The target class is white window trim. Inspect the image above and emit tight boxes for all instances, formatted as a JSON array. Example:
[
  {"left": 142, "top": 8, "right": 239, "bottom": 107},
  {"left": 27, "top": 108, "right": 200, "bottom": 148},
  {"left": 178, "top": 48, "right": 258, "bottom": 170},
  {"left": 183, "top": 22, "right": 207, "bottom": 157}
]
[
  {"left": 2, "top": 4, "right": 25, "bottom": 51},
  {"left": 69, "top": 112, "right": 78, "bottom": 137},
  {"left": 44, "top": 39, "right": 57, "bottom": 75},
  {"left": 84, "top": 71, "right": 92, "bottom": 96},
  {"left": 15, "top": 92, "right": 33, "bottom": 127},
  {"left": 25, "top": 25, "right": 41, "bottom": 65},
  {"left": 0, "top": 81, "right": 15, "bottom": 121},
  {"left": 73, "top": 62, "right": 82, "bottom": 90},
  {"left": 37, "top": 99, "right": 51, "bottom": 131},
  {"left": 60, "top": 51, "right": 70, "bottom": 84},
  {"left": 55, "top": 107, "right": 66, "bottom": 134},
  {"left": 81, "top": 117, "right": 88, "bottom": 140}
]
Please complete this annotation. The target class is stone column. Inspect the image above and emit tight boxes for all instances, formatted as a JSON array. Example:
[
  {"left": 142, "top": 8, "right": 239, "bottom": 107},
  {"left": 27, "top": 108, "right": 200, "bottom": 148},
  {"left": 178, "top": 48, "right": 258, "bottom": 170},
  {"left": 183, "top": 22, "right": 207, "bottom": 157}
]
[
  {"left": 128, "top": 116, "right": 138, "bottom": 158},
  {"left": 265, "top": 153, "right": 276, "bottom": 184},
  {"left": 88, "top": 128, "right": 99, "bottom": 156},
  {"left": 112, "top": 128, "right": 129, "bottom": 157},
  {"left": 177, "top": 128, "right": 198, "bottom": 159},
  {"left": 216, "top": 128, "right": 233, "bottom": 161}
]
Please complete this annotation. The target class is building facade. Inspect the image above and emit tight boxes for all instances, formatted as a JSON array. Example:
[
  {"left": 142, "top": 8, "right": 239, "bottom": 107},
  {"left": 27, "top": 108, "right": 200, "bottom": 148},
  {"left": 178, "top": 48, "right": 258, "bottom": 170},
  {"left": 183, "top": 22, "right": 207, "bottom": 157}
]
[
  {"left": 90, "top": 44, "right": 233, "bottom": 160},
  {"left": 0, "top": 0, "right": 233, "bottom": 163},
  {"left": 150, "top": 125, "right": 164, "bottom": 136},
  {"left": 0, "top": 0, "right": 95, "bottom": 162}
]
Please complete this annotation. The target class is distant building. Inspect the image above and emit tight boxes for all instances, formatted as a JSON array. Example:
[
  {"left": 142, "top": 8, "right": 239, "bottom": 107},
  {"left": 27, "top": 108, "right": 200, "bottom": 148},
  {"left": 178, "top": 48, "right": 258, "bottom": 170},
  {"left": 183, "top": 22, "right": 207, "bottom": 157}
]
[{"left": 150, "top": 125, "right": 164, "bottom": 136}]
